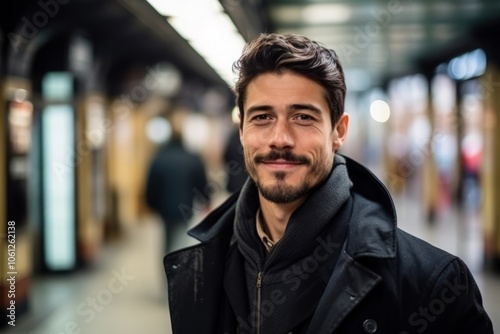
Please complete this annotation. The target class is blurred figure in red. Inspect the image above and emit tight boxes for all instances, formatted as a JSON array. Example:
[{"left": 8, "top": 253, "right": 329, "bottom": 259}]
[{"left": 461, "top": 131, "right": 483, "bottom": 210}]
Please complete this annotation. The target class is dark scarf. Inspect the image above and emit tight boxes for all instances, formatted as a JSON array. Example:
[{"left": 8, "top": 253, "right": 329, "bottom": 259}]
[
  {"left": 235, "top": 154, "right": 353, "bottom": 274},
  {"left": 233, "top": 155, "right": 353, "bottom": 333}
]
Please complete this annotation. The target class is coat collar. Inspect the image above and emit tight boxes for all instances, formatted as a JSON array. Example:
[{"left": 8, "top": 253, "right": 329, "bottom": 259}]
[
  {"left": 188, "top": 189, "right": 240, "bottom": 242},
  {"left": 342, "top": 155, "right": 397, "bottom": 259}
]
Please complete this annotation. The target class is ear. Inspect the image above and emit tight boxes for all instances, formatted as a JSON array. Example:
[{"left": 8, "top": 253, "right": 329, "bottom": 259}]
[{"left": 332, "top": 113, "right": 349, "bottom": 151}]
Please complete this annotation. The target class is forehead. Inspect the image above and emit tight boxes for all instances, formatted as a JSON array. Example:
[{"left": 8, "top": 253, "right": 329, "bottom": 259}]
[{"left": 245, "top": 71, "right": 329, "bottom": 108}]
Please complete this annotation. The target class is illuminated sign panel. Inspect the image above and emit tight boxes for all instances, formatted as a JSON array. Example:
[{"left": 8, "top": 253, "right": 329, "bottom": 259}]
[
  {"left": 42, "top": 104, "right": 76, "bottom": 271},
  {"left": 42, "top": 72, "right": 73, "bottom": 101}
]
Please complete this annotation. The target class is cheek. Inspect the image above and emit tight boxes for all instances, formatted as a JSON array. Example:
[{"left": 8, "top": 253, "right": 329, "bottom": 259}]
[
  {"left": 308, "top": 137, "right": 333, "bottom": 157},
  {"left": 242, "top": 131, "right": 266, "bottom": 150},
  {"left": 240, "top": 137, "right": 258, "bottom": 161}
]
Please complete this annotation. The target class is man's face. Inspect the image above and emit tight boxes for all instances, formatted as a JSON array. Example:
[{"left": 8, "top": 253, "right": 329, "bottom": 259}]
[{"left": 240, "top": 71, "right": 348, "bottom": 204}]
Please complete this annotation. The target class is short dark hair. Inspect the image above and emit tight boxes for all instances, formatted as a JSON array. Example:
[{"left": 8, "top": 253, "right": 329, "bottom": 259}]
[{"left": 233, "top": 33, "right": 346, "bottom": 128}]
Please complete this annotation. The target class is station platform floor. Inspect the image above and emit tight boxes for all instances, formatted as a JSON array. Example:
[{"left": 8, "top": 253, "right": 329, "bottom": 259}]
[{"left": 5, "top": 192, "right": 500, "bottom": 334}]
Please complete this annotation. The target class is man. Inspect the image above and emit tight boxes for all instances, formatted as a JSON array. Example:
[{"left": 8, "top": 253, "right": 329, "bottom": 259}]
[{"left": 164, "top": 34, "right": 492, "bottom": 333}]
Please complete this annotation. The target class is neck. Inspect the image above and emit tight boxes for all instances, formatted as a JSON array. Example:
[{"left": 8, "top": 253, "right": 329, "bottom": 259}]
[{"left": 258, "top": 193, "right": 307, "bottom": 243}]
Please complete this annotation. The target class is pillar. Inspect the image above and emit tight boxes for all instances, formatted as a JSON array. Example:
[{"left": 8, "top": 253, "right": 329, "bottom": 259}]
[{"left": 482, "top": 64, "right": 500, "bottom": 271}]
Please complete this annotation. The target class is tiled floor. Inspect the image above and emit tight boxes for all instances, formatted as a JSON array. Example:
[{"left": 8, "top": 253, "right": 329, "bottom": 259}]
[{"left": 5, "top": 192, "right": 499, "bottom": 334}]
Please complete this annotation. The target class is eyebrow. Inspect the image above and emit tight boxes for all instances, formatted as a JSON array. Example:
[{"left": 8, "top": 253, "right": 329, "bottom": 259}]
[
  {"left": 246, "top": 103, "right": 323, "bottom": 116},
  {"left": 246, "top": 105, "right": 273, "bottom": 116},
  {"left": 288, "top": 103, "right": 322, "bottom": 115}
]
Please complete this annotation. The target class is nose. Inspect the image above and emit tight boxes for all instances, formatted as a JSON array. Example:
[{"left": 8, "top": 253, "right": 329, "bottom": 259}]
[{"left": 269, "top": 118, "right": 294, "bottom": 150}]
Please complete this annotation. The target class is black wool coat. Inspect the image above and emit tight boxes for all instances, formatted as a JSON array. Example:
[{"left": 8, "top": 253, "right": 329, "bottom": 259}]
[{"left": 164, "top": 156, "right": 493, "bottom": 334}]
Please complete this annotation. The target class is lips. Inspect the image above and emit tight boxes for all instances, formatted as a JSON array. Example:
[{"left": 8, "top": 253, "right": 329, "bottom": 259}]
[
  {"left": 262, "top": 159, "right": 302, "bottom": 169},
  {"left": 263, "top": 159, "right": 301, "bottom": 164}
]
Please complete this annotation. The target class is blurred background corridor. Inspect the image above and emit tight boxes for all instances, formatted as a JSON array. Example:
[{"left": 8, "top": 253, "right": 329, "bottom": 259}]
[{"left": 1, "top": 0, "right": 500, "bottom": 332}]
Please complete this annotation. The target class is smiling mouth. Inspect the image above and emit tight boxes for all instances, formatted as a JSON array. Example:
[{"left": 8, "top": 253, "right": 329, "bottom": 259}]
[
  {"left": 261, "top": 159, "right": 303, "bottom": 169},
  {"left": 263, "top": 159, "right": 301, "bottom": 164}
]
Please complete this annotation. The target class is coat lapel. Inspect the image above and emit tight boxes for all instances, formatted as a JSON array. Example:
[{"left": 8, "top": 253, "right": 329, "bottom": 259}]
[
  {"left": 307, "top": 252, "right": 382, "bottom": 333},
  {"left": 165, "top": 244, "right": 223, "bottom": 333},
  {"left": 164, "top": 196, "right": 238, "bottom": 334}
]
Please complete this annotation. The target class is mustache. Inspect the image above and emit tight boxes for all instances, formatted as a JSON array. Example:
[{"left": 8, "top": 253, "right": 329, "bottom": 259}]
[{"left": 254, "top": 150, "right": 310, "bottom": 165}]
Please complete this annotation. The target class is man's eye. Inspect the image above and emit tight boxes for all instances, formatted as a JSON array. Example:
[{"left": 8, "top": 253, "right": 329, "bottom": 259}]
[
  {"left": 253, "top": 114, "right": 271, "bottom": 121},
  {"left": 296, "top": 114, "right": 313, "bottom": 120}
]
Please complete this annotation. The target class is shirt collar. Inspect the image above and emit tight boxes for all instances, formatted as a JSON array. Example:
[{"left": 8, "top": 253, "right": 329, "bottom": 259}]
[{"left": 255, "top": 208, "right": 275, "bottom": 252}]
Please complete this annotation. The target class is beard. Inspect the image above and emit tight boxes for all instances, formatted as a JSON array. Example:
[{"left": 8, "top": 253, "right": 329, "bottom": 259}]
[{"left": 245, "top": 149, "right": 332, "bottom": 204}]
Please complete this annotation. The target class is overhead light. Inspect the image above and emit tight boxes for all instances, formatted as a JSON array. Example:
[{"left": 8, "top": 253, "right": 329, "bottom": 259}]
[
  {"left": 447, "top": 48, "right": 486, "bottom": 81},
  {"left": 370, "top": 100, "right": 391, "bottom": 123},
  {"left": 146, "top": 117, "right": 171, "bottom": 144},
  {"left": 301, "top": 4, "right": 351, "bottom": 24},
  {"left": 146, "top": 0, "right": 246, "bottom": 87},
  {"left": 270, "top": 4, "right": 351, "bottom": 25}
]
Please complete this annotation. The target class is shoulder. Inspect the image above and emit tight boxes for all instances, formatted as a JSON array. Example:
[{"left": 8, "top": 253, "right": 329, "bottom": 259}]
[
  {"left": 394, "top": 228, "right": 459, "bottom": 294},
  {"left": 394, "top": 230, "right": 493, "bottom": 332},
  {"left": 394, "top": 228, "right": 475, "bottom": 290},
  {"left": 396, "top": 228, "right": 457, "bottom": 271}
]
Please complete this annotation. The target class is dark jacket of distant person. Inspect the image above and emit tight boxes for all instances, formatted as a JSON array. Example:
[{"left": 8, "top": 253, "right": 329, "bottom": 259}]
[
  {"left": 164, "top": 155, "right": 493, "bottom": 334},
  {"left": 145, "top": 137, "right": 207, "bottom": 225}
]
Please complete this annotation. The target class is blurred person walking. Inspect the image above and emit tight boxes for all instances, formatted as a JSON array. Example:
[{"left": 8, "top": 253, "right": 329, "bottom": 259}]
[
  {"left": 145, "top": 106, "right": 209, "bottom": 254},
  {"left": 164, "top": 34, "right": 492, "bottom": 333}
]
